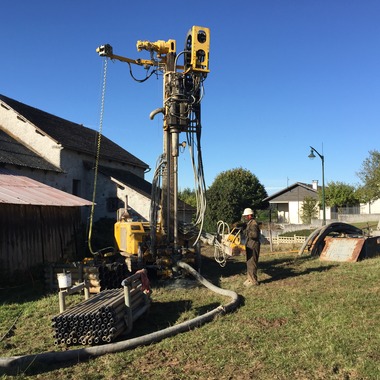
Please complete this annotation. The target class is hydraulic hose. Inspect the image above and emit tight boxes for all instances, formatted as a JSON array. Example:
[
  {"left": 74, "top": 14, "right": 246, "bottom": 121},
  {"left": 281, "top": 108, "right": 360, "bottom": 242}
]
[
  {"left": 0, "top": 261, "right": 240, "bottom": 375},
  {"left": 149, "top": 107, "right": 164, "bottom": 120}
]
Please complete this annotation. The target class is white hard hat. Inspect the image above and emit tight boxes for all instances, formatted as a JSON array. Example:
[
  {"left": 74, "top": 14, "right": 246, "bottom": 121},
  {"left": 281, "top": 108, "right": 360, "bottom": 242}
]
[{"left": 242, "top": 208, "right": 254, "bottom": 216}]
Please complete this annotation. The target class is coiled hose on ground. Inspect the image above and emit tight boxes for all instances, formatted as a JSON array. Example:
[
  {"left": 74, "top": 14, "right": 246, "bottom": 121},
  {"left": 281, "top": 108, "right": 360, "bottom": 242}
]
[{"left": 0, "top": 261, "right": 240, "bottom": 375}]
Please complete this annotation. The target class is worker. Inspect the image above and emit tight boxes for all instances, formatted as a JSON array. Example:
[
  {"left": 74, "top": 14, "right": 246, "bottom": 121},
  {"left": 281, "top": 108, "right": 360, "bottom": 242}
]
[{"left": 241, "top": 207, "right": 261, "bottom": 287}]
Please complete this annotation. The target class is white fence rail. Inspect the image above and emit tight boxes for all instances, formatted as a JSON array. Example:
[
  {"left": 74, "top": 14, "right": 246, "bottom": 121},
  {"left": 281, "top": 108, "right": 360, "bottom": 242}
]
[{"left": 270, "top": 235, "right": 306, "bottom": 245}]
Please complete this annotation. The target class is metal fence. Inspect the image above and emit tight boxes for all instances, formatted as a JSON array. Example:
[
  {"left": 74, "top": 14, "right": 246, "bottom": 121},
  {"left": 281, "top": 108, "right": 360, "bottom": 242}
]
[{"left": 330, "top": 206, "right": 361, "bottom": 219}]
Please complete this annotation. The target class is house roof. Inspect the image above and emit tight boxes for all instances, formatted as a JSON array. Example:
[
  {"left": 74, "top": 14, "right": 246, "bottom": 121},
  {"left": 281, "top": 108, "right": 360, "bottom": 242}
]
[
  {"left": 0, "top": 168, "right": 93, "bottom": 206},
  {"left": 0, "top": 94, "right": 149, "bottom": 170},
  {"left": 0, "top": 128, "right": 62, "bottom": 172},
  {"left": 264, "top": 182, "right": 317, "bottom": 203},
  {"left": 88, "top": 163, "right": 195, "bottom": 211},
  {"left": 95, "top": 163, "right": 152, "bottom": 197}
]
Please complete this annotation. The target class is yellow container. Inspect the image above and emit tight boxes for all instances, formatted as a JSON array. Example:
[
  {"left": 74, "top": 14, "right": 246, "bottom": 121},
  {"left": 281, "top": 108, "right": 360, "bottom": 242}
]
[{"left": 114, "top": 221, "right": 150, "bottom": 255}]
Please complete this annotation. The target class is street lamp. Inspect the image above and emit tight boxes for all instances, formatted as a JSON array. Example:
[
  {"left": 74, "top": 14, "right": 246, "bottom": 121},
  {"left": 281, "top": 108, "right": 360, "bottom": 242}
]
[{"left": 308, "top": 146, "right": 326, "bottom": 225}]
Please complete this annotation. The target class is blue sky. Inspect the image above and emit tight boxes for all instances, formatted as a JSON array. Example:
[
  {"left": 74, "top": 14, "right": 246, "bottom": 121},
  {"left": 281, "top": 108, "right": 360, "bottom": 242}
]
[{"left": 2, "top": 1, "right": 379, "bottom": 195}]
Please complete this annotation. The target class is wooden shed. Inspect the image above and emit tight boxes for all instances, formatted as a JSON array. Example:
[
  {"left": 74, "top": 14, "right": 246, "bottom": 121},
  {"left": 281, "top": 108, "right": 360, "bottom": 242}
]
[{"left": 0, "top": 169, "right": 92, "bottom": 285}]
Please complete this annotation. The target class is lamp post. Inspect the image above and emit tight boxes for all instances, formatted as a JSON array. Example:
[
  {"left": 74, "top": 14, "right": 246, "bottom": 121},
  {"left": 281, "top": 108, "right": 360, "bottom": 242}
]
[{"left": 308, "top": 146, "right": 326, "bottom": 225}]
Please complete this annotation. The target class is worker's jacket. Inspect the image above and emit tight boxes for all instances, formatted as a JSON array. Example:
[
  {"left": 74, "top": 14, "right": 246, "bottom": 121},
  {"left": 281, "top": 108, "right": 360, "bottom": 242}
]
[{"left": 244, "top": 219, "right": 260, "bottom": 250}]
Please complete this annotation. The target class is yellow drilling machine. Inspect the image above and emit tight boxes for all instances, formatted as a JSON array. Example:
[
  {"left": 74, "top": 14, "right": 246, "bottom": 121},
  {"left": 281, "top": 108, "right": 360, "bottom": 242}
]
[
  {"left": 0, "top": 27, "right": 240, "bottom": 368},
  {"left": 96, "top": 26, "right": 210, "bottom": 278}
]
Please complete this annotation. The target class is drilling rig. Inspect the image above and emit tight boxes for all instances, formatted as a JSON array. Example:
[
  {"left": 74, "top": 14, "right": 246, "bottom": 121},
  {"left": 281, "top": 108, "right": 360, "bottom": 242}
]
[{"left": 96, "top": 26, "right": 210, "bottom": 277}]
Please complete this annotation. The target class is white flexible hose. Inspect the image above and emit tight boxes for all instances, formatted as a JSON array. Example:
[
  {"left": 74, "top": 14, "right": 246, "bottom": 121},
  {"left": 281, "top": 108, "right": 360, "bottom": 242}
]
[
  {"left": 0, "top": 262, "right": 240, "bottom": 375},
  {"left": 213, "top": 221, "right": 231, "bottom": 267}
]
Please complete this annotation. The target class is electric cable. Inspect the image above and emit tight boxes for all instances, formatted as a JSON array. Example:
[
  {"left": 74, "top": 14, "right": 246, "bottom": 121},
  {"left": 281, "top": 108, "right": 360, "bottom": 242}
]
[
  {"left": 127, "top": 62, "right": 158, "bottom": 83},
  {"left": 174, "top": 50, "right": 185, "bottom": 71},
  {"left": 186, "top": 104, "right": 207, "bottom": 246}
]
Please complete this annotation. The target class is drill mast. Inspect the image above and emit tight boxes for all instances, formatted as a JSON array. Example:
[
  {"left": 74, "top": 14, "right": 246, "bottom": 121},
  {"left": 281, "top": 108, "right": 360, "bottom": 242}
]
[{"left": 96, "top": 26, "right": 210, "bottom": 263}]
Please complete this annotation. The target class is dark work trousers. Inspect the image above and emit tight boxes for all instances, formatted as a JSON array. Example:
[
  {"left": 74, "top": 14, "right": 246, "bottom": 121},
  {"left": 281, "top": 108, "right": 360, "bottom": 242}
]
[{"left": 246, "top": 242, "right": 260, "bottom": 284}]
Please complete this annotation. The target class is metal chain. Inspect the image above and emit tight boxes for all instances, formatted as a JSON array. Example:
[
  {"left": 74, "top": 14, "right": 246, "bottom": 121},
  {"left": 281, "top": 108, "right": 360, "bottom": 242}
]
[{"left": 88, "top": 58, "right": 108, "bottom": 255}]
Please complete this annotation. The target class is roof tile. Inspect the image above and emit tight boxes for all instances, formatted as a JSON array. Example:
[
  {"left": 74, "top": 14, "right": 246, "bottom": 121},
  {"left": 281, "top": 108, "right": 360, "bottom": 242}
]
[{"left": 0, "top": 94, "right": 149, "bottom": 169}]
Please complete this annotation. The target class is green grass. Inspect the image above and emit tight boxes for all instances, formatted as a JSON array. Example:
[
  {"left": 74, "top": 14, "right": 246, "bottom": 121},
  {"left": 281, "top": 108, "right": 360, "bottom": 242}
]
[
  {"left": 280, "top": 229, "right": 315, "bottom": 237},
  {"left": 1, "top": 246, "right": 380, "bottom": 379},
  {"left": 352, "top": 221, "right": 379, "bottom": 233}
]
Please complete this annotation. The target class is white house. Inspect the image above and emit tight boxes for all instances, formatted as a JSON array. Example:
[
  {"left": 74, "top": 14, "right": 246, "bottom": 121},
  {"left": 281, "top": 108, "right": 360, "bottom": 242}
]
[
  {"left": 360, "top": 199, "right": 380, "bottom": 214},
  {"left": 0, "top": 93, "right": 194, "bottom": 224},
  {"left": 264, "top": 181, "right": 331, "bottom": 225},
  {"left": 0, "top": 94, "right": 196, "bottom": 280},
  {"left": 265, "top": 180, "right": 380, "bottom": 226},
  {"left": 0, "top": 94, "right": 151, "bottom": 222}
]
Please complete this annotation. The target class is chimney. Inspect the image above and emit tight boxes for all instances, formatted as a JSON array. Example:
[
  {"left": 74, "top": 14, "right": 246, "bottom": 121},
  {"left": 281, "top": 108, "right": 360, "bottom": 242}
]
[{"left": 312, "top": 180, "right": 318, "bottom": 190}]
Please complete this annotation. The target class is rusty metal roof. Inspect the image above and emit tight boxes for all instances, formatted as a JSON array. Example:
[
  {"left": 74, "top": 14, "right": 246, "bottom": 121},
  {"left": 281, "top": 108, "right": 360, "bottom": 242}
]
[{"left": 0, "top": 170, "right": 93, "bottom": 207}]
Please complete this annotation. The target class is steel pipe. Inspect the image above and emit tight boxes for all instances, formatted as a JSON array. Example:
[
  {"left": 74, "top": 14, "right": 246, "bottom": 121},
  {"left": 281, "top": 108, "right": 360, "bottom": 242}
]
[{"left": 0, "top": 262, "right": 240, "bottom": 375}]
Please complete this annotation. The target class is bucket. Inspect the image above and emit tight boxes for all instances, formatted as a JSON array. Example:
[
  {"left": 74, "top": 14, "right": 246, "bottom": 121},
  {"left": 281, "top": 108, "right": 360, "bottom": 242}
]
[{"left": 57, "top": 272, "right": 72, "bottom": 289}]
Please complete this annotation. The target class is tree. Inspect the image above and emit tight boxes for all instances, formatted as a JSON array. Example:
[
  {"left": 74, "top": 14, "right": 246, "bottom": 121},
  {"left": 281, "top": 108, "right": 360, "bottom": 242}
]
[
  {"left": 178, "top": 187, "right": 197, "bottom": 208},
  {"left": 322, "top": 181, "right": 359, "bottom": 208},
  {"left": 204, "top": 167, "right": 268, "bottom": 232},
  {"left": 300, "top": 196, "right": 318, "bottom": 224},
  {"left": 356, "top": 150, "right": 380, "bottom": 202}
]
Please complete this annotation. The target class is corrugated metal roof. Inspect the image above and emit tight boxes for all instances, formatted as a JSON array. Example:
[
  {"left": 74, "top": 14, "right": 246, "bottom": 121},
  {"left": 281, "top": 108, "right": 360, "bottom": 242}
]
[{"left": 0, "top": 170, "right": 93, "bottom": 207}]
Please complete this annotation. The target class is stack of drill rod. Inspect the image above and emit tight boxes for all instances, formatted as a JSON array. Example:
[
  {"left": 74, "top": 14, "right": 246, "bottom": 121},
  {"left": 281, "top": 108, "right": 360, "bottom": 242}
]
[
  {"left": 83, "top": 263, "right": 130, "bottom": 293},
  {"left": 52, "top": 289, "right": 127, "bottom": 345},
  {"left": 45, "top": 262, "right": 130, "bottom": 293}
]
